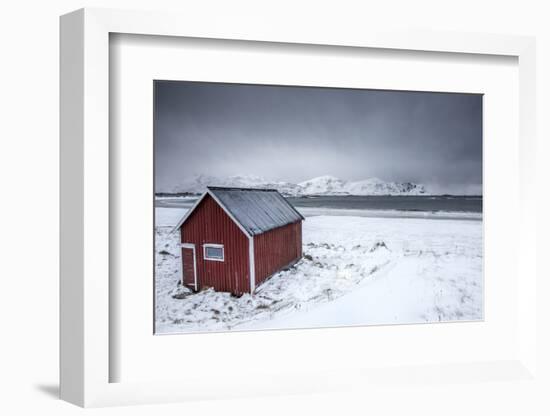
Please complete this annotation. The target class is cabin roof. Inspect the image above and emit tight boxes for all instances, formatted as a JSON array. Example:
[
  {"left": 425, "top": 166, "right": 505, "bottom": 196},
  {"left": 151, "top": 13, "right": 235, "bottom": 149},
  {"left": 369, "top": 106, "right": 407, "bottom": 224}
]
[{"left": 173, "top": 186, "right": 304, "bottom": 236}]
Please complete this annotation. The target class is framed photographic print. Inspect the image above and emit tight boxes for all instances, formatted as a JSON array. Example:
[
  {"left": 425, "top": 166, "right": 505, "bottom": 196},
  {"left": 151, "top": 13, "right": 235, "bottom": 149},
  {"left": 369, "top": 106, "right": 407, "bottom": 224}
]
[{"left": 60, "top": 8, "right": 538, "bottom": 408}]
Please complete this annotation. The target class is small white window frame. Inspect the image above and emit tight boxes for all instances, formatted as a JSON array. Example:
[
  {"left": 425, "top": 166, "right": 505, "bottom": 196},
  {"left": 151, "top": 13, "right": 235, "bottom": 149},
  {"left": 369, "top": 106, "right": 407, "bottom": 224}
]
[{"left": 203, "top": 243, "right": 225, "bottom": 262}]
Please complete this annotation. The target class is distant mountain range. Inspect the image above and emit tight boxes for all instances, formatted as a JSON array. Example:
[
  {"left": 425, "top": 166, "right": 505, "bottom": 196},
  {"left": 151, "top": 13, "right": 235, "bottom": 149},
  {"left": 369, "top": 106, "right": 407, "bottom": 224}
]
[{"left": 159, "top": 174, "right": 431, "bottom": 196}]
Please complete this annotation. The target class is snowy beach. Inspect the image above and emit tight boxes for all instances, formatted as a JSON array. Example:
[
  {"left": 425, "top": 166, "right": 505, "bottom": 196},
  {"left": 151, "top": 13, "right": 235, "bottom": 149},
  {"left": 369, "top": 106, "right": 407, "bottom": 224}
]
[{"left": 155, "top": 205, "right": 482, "bottom": 334}]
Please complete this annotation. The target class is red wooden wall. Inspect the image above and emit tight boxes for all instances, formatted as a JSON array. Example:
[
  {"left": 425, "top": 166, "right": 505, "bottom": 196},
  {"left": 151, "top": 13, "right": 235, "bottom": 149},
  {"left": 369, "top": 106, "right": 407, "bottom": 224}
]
[
  {"left": 180, "top": 195, "right": 250, "bottom": 295},
  {"left": 253, "top": 221, "right": 302, "bottom": 286}
]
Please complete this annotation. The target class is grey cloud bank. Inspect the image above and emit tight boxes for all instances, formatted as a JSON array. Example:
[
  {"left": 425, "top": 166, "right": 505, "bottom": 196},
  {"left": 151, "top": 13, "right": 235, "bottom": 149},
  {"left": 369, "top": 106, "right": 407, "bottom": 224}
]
[{"left": 154, "top": 81, "right": 482, "bottom": 194}]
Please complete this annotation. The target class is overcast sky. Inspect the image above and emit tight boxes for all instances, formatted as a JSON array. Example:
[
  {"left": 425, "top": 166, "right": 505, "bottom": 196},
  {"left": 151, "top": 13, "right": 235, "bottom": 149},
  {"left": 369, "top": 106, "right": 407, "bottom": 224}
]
[{"left": 154, "top": 81, "right": 482, "bottom": 193}]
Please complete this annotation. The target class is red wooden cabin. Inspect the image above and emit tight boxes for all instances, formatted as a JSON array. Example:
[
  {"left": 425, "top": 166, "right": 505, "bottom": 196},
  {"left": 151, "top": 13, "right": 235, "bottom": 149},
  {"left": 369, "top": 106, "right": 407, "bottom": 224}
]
[{"left": 173, "top": 186, "right": 304, "bottom": 295}]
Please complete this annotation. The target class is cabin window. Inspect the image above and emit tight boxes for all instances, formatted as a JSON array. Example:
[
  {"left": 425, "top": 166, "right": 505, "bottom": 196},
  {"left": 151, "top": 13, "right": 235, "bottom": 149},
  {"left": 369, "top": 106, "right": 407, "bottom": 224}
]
[{"left": 203, "top": 244, "right": 224, "bottom": 262}]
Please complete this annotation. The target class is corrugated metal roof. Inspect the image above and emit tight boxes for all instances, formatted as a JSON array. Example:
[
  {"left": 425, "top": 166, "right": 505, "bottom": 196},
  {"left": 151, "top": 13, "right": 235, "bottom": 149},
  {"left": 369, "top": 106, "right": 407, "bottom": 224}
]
[{"left": 208, "top": 187, "right": 304, "bottom": 236}]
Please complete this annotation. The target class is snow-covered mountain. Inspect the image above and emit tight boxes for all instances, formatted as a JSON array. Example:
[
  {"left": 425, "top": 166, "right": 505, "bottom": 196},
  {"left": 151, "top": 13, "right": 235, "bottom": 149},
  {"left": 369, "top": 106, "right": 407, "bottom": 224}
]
[
  {"left": 298, "top": 175, "right": 349, "bottom": 195},
  {"left": 343, "top": 177, "right": 427, "bottom": 196},
  {"left": 166, "top": 174, "right": 301, "bottom": 196},
  {"left": 163, "top": 174, "right": 428, "bottom": 196},
  {"left": 299, "top": 175, "right": 427, "bottom": 196}
]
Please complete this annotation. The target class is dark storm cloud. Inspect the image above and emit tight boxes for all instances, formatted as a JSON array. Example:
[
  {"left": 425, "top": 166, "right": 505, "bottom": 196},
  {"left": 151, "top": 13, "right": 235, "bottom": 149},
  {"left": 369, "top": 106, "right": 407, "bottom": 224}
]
[{"left": 154, "top": 81, "right": 482, "bottom": 193}]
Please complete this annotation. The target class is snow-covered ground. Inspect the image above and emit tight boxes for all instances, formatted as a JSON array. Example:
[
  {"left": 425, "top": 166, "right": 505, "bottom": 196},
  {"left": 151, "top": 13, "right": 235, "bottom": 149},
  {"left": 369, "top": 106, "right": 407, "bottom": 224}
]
[{"left": 155, "top": 208, "right": 483, "bottom": 334}]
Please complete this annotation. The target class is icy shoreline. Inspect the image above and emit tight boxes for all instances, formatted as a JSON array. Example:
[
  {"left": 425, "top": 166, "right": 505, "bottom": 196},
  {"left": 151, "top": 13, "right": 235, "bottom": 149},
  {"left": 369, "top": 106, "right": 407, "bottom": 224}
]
[
  {"left": 296, "top": 207, "right": 481, "bottom": 221},
  {"left": 155, "top": 205, "right": 481, "bottom": 227}
]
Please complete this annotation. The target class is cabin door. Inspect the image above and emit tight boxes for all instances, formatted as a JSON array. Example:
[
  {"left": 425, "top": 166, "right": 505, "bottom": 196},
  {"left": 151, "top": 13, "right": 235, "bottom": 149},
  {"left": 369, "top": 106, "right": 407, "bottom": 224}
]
[{"left": 181, "top": 244, "right": 197, "bottom": 290}]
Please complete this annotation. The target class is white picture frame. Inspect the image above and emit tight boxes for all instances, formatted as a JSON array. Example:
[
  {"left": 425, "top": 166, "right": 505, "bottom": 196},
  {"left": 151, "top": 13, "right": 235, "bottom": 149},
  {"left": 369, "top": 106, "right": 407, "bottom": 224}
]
[{"left": 60, "top": 8, "right": 537, "bottom": 407}]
